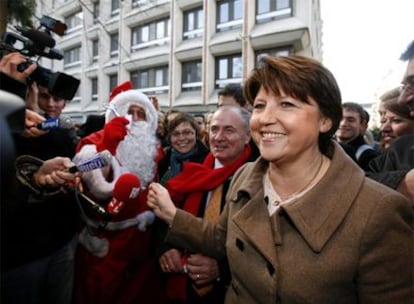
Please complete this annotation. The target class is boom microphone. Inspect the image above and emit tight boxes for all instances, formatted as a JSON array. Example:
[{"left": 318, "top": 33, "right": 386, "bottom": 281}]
[
  {"left": 36, "top": 116, "right": 73, "bottom": 130},
  {"left": 108, "top": 173, "right": 141, "bottom": 215},
  {"left": 69, "top": 150, "right": 112, "bottom": 173},
  {"left": 15, "top": 26, "right": 56, "bottom": 48}
]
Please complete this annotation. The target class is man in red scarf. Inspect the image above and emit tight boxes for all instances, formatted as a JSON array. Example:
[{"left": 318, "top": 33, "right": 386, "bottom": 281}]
[{"left": 158, "top": 106, "right": 253, "bottom": 303}]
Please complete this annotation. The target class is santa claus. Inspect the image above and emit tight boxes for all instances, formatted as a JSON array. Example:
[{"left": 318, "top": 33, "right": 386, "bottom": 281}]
[{"left": 73, "top": 82, "right": 165, "bottom": 304}]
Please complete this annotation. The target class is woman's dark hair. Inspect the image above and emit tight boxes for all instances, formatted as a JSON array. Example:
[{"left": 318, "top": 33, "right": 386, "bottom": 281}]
[
  {"left": 243, "top": 55, "right": 342, "bottom": 156},
  {"left": 167, "top": 112, "right": 200, "bottom": 140}
]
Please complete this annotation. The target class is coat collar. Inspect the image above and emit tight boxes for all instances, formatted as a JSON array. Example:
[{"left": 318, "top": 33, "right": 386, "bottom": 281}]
[{"left": 231, "top": 142, "right": 365, "bottom": 254}]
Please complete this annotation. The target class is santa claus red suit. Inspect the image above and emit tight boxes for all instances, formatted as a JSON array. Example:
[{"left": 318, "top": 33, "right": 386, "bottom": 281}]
[{"left": 73, "top": 84, "right": 165, "bottom": 304}]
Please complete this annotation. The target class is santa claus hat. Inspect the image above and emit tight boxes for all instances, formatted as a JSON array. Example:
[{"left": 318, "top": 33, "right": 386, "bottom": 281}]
[
  {"left": 109, "top": 81, "right": 133, "bottom": 102},
  {"left": 105, "top": 88, "right": 158, "bottom": 133}
]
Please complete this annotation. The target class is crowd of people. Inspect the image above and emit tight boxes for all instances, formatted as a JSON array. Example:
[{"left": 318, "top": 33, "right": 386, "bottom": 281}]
[{"left": 0, "top": 39, "right": 413, "bottom": 304}]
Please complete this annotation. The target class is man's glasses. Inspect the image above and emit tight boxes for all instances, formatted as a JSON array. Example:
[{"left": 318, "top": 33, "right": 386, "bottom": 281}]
[{"left": 171, "top": 129, "right": 195, "bottom": 138}]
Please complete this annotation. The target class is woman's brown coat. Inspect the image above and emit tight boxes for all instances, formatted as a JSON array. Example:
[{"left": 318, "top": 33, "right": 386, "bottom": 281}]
[{"left": 167, "top": 144, "right": 413, "bottom": 303}]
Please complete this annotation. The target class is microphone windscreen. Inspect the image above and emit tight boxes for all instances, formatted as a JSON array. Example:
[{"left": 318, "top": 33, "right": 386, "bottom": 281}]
[
  {"left": 24, "top": 29, "right": 56, "bottom": 48},
  {"left": 98, "top": 150, "right": 113, "bottom": 166},
  {"left": 113, "top": 173, "right": 141, "bottom": 203},
  {"left": 59, "top": 116, "right": 74, "bottom": 129}
]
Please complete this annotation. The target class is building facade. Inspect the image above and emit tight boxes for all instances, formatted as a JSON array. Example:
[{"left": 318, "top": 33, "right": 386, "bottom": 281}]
[{"left": 37, "top": 0, "right": 322, "bottom": 122}]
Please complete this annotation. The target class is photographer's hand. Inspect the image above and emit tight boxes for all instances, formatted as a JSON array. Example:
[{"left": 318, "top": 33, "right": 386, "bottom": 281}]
[
  {"left": 33, "top": 157, "right": 79, "bottom": 188},
  {"left": 0, "top": 52, "right": 37, "bottom": 82},
  {"left": 22, "top": 109, "right": 48, "bottom": 138}
]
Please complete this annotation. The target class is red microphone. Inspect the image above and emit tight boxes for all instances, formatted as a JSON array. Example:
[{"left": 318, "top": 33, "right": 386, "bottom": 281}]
[{"left": 108, "top": 173, "right": 141, "bottom": 215}]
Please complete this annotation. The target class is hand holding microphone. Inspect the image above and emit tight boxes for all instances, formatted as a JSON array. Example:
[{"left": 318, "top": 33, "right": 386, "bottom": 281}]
[
  {"left": 23, "top": 109, "right": 48, "bottom": 138},
  {"left": 33, "top": 156, "right": 79, "bottom": 188},
  {"left": 35, "top": 116, "right": 74, "bottom": 131},
  {"left": 23, "top": 113, "right": 74, "bottom": 138}
]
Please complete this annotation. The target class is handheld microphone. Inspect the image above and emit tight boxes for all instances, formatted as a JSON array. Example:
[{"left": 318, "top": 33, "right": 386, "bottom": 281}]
[
  {"left": 36, "top": 116, "right": 73, "bottom": 130},
  {"left": 69, "top": 150, "right": 112, "bottom": 173},
  {"left": 108, "top": 173, "right": 141, "bottom": 215}
]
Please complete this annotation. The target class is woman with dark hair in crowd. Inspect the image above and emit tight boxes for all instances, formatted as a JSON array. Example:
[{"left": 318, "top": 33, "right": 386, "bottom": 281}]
[
  {"left": 379, "top": 87, "right": 414, "bottom": 150},
  {"left": 158, "top": 112, "right": 209, "bottom": 184}
]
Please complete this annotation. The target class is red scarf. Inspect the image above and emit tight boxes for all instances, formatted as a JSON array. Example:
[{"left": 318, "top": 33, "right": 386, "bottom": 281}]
[
  {"left": 164, "top": 144, "right": 251, "bottom": 301},
  {"left": 166, "top": 144, "right": 251, "bottom": 215}
]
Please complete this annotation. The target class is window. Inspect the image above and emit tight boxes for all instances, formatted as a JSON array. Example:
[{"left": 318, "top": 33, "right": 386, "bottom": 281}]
[
  {"left": 109, "top": 74, "right": 118, "bottom": 92},
  {"left": 131, "top": 18, "right": 170, "bottom": 51},
  {"left": 132, "top": 0, "right": 149, "bottom": 7},
  {"left": 110, "top": 33, "right": 119, "bottom": 57},
  {"left": 182, "top": 60, "right": 202, "bottom": 91},
  {"left": 111, "top": 0, "right": 119, "bottom": 16},
  {"left": 183, "top": 7, "right": 203, "bottom": 40},
  {"left": 131, "top": 66, "right": 169, "bottom": 94},
  {"left": 216, "top": 0, "right": 243, "bottom": 32},
  {"left": 92, "top": 39, "right": 99, "bottom": 62},
  {"left": 93, "top": 1, "right": 99, "bottom": 24},
  {"left": 65, "top": 11, "right": 83, "bottom": 32},
  {"left": 91, "top": 78, "right": 98, "bottom": 102},
  {"left": 256, "top": 0, "right": 292, "bottom": 23},
  {"left": 64, "top": 45, "right": 81, "bottom": 66},
  {"left": 255, "top": 46, "right": 292, "bottom": 65},
  {"left": 215, "top": 54, "right": 242, "bottom": 88}
]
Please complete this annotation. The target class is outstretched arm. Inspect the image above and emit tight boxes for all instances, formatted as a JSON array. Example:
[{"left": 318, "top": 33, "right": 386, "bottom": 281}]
[{"left": 147, "top": 182, "right": 177, "bottom": 225}]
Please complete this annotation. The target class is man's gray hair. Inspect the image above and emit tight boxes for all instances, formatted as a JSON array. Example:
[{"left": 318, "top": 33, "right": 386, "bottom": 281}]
[{"left": 214, "top": 105, "right": 251, "bottom": 133}]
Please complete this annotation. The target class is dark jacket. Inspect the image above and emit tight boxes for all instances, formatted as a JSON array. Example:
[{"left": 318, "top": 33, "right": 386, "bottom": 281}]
[
  {"left": 340, "top": 135, "right": 379, "bottom": 171},
  {"left": 167, "top": 143, "right": 413, "bottom": 303},
  {"left": 157, "top": 140, "right": 209, "bottom": 183},
  {"left": 366, "top": 134, "right": 414, "bottom": 189},
  {"left": 1, "top": 128, "right": 80, "bottom": 271}
]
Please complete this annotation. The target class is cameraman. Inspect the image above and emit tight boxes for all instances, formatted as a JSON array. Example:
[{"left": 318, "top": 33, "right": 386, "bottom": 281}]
[{"left": 0, "top": 52, "right": 80, "bottom": 304}]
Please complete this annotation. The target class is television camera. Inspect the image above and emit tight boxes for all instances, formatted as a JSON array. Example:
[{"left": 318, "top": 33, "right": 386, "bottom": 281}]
[{"left": 0, "top": 15, "right": 80, "bottom": 100}]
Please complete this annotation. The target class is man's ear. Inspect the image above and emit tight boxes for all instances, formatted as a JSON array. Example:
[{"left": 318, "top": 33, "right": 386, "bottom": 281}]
[{"left": 245, "top": 129, "right": 251, "bottom": 144}]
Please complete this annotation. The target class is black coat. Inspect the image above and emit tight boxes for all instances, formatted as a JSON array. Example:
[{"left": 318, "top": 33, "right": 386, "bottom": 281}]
[
  {"left": 340, "top": 135, "right": 380, "bottom": 171},
  {"left": 366, "top": 134, "right": 414, "bottom": 189},
  {"left": 1, "top": 128, "right": 80, "bottom": 271}
]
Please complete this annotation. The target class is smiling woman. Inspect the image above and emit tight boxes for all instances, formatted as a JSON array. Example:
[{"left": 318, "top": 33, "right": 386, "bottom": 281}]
[
  {"left": 147, "top": 55, "right": 413, "bottom": 303},
  {"left": 157, "top": 112, "right": 209, "bottom": 185}
]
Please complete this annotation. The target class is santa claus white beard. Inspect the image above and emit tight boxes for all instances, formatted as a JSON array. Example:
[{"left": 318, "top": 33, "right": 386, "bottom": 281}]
[{"left": 115, "top": 121, "right": 158, "bottom": 187}]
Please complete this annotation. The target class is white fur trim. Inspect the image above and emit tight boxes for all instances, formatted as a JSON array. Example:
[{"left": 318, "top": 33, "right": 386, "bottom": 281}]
[
  {"left": 72, "top": 144, "right": 98, "bottom": 164},
  {"left": 105, "top": 90, "right": 158, "bottom": 133},
  {"left": 78, "top": 227, "right": 109, "bottom": 258}
]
